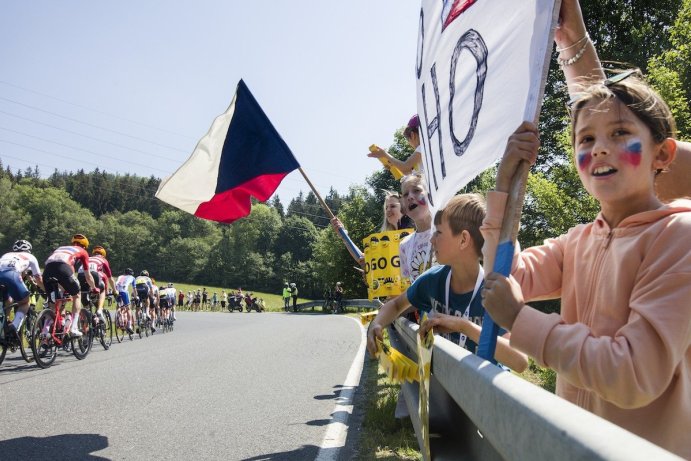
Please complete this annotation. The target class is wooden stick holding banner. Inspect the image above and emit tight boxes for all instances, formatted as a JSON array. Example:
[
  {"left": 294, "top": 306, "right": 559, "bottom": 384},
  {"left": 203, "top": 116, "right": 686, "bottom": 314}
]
[
  {"left": 477, "top": 1, "right": 562, "bottom": 363},
  {"left": 477, "top": 162, "right": 531, "bottom": 363},
  {"left": 297, "top": 167, "right": 364, "bottom": 263}
]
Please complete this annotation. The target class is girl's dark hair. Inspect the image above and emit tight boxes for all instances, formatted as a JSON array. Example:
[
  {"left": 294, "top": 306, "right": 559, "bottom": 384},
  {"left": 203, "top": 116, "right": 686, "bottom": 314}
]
[{"left": 570, "top": 74, "right": 677, "bottom": 146}]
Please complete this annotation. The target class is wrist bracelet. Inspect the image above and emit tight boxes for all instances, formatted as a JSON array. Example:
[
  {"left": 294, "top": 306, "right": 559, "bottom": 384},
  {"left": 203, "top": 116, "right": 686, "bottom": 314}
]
[
  {"left": 557, "top": 36, "right": 589, "bottom": 67},
  {"left": 555, "top": 33, "right": 589, "bottom": 53}
]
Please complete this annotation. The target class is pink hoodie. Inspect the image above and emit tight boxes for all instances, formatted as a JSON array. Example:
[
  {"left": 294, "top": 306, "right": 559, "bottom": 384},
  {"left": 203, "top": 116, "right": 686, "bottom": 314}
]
[{"left": 482, "top": 191, "right": 691, "bottom": 458}]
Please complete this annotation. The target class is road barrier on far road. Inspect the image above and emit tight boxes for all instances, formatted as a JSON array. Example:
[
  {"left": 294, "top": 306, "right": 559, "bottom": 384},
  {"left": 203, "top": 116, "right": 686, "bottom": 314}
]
[
  {"left": 388, "top": 317, "right": 682, "bottom": 461},
  {"left": 293, "top": 299, "right": 381, "bottom": 312}
]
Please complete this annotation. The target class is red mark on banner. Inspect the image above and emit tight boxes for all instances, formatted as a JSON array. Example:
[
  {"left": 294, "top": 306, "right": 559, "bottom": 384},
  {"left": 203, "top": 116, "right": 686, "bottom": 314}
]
[{"left": 442, "top": 0, "right": 478, "bottom": 30}]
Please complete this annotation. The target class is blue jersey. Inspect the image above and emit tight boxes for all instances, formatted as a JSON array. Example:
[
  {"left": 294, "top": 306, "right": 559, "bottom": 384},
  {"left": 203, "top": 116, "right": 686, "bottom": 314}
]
[{"left": 406, "top": 265, "right": 503, "bottom": 352}]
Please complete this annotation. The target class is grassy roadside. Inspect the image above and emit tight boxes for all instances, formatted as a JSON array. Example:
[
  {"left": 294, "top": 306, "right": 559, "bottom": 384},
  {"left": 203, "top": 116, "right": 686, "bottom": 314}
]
[{"left": 354, "top": 328, "right": 421, "bottom": 461}]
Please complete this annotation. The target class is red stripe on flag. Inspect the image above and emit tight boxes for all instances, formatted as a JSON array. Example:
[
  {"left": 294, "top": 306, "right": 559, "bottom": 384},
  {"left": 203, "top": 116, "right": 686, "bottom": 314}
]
[{"left": 194, "top": 172, "right": 288, "bottom": 224}]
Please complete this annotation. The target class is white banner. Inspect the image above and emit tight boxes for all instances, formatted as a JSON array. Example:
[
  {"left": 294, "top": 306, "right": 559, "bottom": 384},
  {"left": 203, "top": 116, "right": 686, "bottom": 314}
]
[{"left": 416, "top": 0, "right": 560, "bottom": 210}]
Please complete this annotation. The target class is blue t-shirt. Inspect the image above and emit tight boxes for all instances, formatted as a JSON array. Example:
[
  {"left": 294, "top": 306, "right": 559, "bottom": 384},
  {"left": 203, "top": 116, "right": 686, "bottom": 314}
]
[{"left": 406, "top": 264, "right": 503, "bottom": 353}]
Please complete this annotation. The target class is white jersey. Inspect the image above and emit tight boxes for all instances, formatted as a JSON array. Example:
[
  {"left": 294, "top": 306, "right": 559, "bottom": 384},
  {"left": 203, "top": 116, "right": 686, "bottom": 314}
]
[
  {"left": 160, "top": 287, "right": 176, "bottom": 301},
  {"left": 0, "top": 251, "right": 41, "bottom": 275},
  {"left": 399, "top": 228, "right": 434, "bottom": 283},
  {"left": 115, "top": 274, "right": 135, "bottom": 292}
]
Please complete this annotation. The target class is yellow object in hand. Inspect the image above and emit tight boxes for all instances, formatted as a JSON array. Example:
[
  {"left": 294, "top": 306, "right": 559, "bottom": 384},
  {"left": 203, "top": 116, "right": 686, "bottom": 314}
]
[{"left": 370, "top": 144, "right": 404, "bottom": 179}]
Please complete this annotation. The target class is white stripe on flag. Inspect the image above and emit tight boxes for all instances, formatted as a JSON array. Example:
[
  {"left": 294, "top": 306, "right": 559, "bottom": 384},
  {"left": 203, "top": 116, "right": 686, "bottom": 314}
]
[{"left": 155, "top": 93, "right": 238, "bottom": 214}]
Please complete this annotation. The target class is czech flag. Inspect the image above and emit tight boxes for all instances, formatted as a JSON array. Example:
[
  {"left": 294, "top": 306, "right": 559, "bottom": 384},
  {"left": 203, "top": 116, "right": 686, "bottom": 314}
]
[{"left": 155, "top": 80, "right": 299, "bottom": 223}]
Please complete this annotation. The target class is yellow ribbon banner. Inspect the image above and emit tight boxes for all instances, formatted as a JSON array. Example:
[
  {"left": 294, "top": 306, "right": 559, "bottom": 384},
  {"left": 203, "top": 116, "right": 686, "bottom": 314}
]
[
  {"left": 376, "top": 339, "right": 420, "bottom": 383},
  {"left": 363, "top": 229, "right": 414, "bottom": 300}
]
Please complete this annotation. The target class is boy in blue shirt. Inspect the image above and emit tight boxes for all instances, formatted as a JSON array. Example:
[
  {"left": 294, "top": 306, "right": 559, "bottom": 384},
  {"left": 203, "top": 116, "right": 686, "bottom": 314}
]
[{"left": 366, "top": 194, "right": 527, "bottom": 372}]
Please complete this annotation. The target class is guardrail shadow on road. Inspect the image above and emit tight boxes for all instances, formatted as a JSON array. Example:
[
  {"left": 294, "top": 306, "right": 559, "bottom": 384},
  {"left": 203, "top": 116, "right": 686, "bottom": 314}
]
[
  {"left": 242, "top": 444, "right": 320, "bottom": 461},
  {"left": 0, "top": 433, "right": 109, "bottom": 460}
]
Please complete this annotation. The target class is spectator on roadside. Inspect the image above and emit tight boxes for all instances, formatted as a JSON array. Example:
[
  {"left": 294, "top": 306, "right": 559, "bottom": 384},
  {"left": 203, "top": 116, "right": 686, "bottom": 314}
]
[
  {"left": 290, "top": 283, "right": 298, "bottom": 312},
  {"left": 282, "top": 283, "right": 291, "bottom": 311}
]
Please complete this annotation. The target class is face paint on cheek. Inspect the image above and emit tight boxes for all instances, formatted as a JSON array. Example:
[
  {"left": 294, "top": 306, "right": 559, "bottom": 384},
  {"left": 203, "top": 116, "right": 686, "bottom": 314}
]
[
  {"left": 620, "top": 139, "right": 642, "bottom": 167},
  {"left": 577, "top": 151, "right": 592, "bottom": 171}
]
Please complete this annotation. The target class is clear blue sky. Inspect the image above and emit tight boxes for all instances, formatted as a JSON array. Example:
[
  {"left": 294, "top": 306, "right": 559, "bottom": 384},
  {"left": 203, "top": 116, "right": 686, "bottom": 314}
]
[{"left": 0, "top": 1, "right": 419, "bottom": 207}]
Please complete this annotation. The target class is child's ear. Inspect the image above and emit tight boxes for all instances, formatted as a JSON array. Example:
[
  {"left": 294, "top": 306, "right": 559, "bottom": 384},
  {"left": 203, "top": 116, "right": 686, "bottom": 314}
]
[
  {"left": 459, "top": 230, "right": 471, "bottom": 250},
  {"left": 654, "top": 138, "right": 677, "bottom": 171}
]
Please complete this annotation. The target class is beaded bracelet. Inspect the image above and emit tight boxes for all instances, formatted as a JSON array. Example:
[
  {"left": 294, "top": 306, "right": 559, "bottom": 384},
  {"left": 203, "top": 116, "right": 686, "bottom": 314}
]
[
  {"left": 557, "top": 36, "right": 589, "bottom": 67},
  {"left": 555, "top": 33, "right": 589, "bottom": 53}
]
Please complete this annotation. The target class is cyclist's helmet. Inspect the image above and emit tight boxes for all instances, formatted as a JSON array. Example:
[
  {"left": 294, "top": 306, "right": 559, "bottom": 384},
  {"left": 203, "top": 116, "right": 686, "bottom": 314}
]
[
  {"left": 290, "top": 283, "right": 296, "bottom": 287},
  {"left": 336, "top": 282, "right": 342, "bottom": 286},
  {"left": 92, "top": 246, "right": 107, "bottom": 257},
  {"left": 140, "top": 270, "right": 149, "bottom": 277},
  {"left": 125, "top": 268, "right": 134, "bottom": 275},
  {"left": 12, "top": 239, "right": 32, "bottom": 253},
  {"left": 71, "top": 233, "right": 89, "bottom": 249},
  {"left": 168, "top": 282, "right": 173, "bottom": 288}
]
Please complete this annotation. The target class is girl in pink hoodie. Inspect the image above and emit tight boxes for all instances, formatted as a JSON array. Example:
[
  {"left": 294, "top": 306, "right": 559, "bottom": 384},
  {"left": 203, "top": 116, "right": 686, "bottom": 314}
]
[{"left": 480, "top": 74, "right": 691, "bottom": 458}]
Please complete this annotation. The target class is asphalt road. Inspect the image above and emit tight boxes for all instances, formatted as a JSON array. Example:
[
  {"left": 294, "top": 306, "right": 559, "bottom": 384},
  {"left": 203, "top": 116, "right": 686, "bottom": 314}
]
[{"left": 0, "top": 311, "right": 365, "bottom": 460}]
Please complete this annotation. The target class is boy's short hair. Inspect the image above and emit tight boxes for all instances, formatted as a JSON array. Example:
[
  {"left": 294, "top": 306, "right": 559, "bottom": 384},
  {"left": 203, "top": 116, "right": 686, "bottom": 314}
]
[{"left": 441, "top": 193, "right": 486, "bottom": 255}]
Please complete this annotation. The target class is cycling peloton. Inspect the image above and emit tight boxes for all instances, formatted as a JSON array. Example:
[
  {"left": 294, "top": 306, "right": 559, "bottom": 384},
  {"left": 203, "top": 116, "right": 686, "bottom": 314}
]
[
  {"left": 0, "top": 240, "right": 44, "bottom": 338},
  {"left": 77, "top": 245, "right": 116, "bottom": 327},
  {"left": 134, "top": 270, "right": 156, "bottom": 334},
  {"left": 114, "top": 268, "right": 136, "bottom": 335},
  {"left": 42, "top": 234, "right": 99, "bottom": 337}
]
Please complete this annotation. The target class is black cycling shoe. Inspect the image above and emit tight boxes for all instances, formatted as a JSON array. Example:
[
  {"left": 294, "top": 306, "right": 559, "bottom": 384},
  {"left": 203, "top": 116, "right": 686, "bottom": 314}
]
[{"left": 5, "top": 323, "right": 19, "bottom": 341}]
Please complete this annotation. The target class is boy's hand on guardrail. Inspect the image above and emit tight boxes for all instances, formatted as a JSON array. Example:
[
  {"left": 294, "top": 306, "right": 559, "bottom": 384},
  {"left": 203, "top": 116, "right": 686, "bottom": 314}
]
[
  {"left": 366, "top": 322, "right": 384, "bottom": 358},
  {"left": 419, "top": 313, "right": 459, "bottom": 336}
]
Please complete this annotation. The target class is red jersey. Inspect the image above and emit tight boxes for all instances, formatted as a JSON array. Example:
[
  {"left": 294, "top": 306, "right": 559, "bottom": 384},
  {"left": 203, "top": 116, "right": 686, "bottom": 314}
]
[
  {"left": 45, "top": 245, "right": 90, "bottom": 272},
  {"left": 83, "top": 254, "right": 113, "bottom": 282}
]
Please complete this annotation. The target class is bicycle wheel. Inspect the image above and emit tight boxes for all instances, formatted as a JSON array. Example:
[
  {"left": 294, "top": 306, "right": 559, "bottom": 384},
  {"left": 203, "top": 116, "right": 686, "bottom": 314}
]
[
  {"left": 136, "top": 311, "right": 143, "bottom": 339},
  {"left": 71, "top": 309, "right": 92, "bottom": 360},
  {"left": 144, "top": 318, "right": 150, "bottom": 337},
  {"left": 100, "top": 310, "right": 113, "bottom": 350},
  {"left": 114, "top": 310, "right": 124, "bottom": 343},
  {"left": 0, "top": 336, "right": 6, "bottom": 366},
  {"left": 19, "top": 309, "right": 36, "bottom": 363},
  {"left": 31, "top": 309, "right": 58, "bottom": 369}
]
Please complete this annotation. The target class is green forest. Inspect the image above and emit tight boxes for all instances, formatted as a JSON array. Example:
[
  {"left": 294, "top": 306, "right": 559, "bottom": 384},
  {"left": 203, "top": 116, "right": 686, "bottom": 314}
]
[{"left": 1, "top": 0, "right": 688, "bottom": 301}]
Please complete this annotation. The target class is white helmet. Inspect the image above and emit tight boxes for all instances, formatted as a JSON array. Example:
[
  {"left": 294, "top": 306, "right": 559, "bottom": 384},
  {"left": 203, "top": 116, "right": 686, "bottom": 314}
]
[{"left": 13, "top": 239, "right": 32, "bottom": 253}]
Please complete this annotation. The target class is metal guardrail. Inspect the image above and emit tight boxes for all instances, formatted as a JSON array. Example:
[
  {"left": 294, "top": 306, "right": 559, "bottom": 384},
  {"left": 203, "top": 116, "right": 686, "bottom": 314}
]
[
  {"left": 388, "top": 317, "right": 682, "bottom": 461},
  {"left": 293, "top": 299, "right": 381, "bottom": 312}
]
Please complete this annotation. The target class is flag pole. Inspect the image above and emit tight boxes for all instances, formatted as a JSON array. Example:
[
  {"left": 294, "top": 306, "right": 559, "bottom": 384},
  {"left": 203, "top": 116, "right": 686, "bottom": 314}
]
[{"left": 297, "top": 167, "right": 364, "bottom": 263}]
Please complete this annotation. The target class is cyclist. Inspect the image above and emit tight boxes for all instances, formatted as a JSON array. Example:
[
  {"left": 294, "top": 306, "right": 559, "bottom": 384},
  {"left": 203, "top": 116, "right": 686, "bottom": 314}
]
[
  {"left": 0, "top": 240, "right": 44, "bottom": 338},
  {"left": 150, "top": 279, "right": 160, "bottom": 332},
  {"left": 114, "top": 268, "right": 136, "bottom": 334},
  {"left": 78, "top": 245, "right": 116, "bottom": 327},
  {"left": 159, "top": 283, "right": 176, "bottom": 325},
  {"left": 43, "top": 234, "right": 99, "bottom": 337},
  {"left": 134, "top": 270, "right": 155, "bottom": 333}
]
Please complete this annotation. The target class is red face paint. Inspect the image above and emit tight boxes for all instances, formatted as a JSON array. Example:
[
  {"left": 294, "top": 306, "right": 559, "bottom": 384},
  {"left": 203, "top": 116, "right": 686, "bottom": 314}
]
[
  {"left": 577, "top": 151, "right": 592, "bottom": 171},
  {"left": 620, "top": 140, "right": 642, "bottom": 167}
]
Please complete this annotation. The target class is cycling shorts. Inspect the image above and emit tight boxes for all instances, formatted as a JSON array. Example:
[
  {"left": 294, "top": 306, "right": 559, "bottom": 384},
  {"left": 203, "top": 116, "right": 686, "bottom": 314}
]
[
  {"left": 43, "top": 262, "right": 81, "bottom": 297},
  {"left": 136, "top": 284, "right": 150, "bottom": 300},
  {"left": 0, "top": 269, "right": 30, "bottom": 302},
  {"left": 118, "top": 291, "right": 131, "bottom": 307},
  {"left": 160, "top": 298, "right": 172, "bottom": 309},
  {"left": 78, "top": 270, "right": 104, "bottom": 291}
]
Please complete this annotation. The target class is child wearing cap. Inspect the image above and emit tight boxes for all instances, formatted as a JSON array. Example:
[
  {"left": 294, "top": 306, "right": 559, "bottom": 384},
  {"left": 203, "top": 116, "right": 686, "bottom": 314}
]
[{"left": 368, "top": 115, "right": 425, "bottom": 178}]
